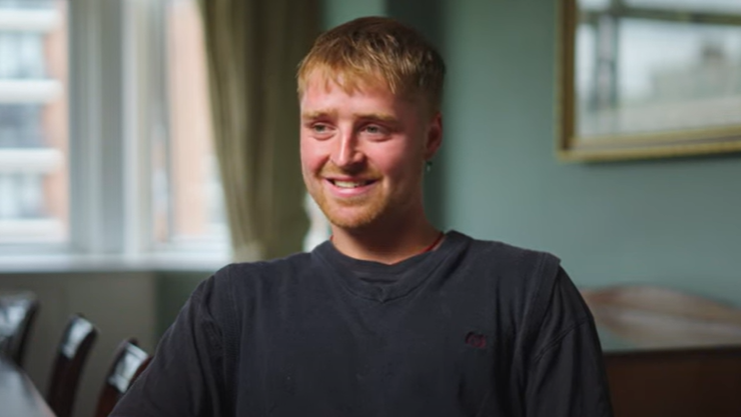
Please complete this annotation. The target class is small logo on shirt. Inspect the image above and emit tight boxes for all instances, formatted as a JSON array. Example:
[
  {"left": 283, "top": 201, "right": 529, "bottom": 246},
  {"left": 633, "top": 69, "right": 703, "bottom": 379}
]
[{"left": 465, "top": 332, "right": 487, "bottom": 349}]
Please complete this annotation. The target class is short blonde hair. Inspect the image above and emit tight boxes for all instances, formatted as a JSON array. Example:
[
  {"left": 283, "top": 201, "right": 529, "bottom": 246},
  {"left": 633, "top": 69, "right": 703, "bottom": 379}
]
[{"left": 297, "top": 16, "right": 446, "bottom": 114}]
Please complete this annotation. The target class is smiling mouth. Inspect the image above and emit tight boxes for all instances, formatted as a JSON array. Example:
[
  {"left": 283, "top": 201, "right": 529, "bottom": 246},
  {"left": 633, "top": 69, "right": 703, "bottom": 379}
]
[{"left": 328, "top": 179, "right": 376, "bottom": 188}]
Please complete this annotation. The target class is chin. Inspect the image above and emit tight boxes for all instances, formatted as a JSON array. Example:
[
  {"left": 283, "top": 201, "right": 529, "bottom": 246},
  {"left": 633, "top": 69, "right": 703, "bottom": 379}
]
[
  {"left": 325, "top": 211, "right": 379, "bottom": 230},
  {"left": 321, "top": 202, "right": 388, "bottom": 231},
  {"left": 310, "top": 189, "right": 394, "bottom": 231}
]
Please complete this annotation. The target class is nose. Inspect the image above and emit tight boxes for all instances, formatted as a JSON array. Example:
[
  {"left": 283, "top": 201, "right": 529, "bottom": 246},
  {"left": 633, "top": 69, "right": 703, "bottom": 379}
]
[{"left": 330, "top": 130, "right": 364, "bottom": 169}]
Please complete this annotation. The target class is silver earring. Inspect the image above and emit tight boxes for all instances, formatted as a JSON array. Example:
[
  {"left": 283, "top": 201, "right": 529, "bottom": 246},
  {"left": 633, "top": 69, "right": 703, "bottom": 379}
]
[{"left": 426, "top": 160, "right": 433, "bottom": 173}]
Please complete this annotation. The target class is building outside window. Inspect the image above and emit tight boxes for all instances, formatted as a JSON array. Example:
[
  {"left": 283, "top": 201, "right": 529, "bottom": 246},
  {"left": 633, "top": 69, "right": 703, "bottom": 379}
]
[{"left": 0, "top": 0, "right": 68, "bottom": 245}]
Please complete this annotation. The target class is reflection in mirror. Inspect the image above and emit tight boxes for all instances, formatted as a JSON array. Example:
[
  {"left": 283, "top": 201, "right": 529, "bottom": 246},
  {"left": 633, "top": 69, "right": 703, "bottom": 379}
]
[
  {"left": 558, "top": 0, "right": 741, "bottom": 160},
  {"left": 624, "top": 0, "right": 741, "bottom": 14},
  {"left": 577, "top": 17, "right": 741, "bottom": 137}
]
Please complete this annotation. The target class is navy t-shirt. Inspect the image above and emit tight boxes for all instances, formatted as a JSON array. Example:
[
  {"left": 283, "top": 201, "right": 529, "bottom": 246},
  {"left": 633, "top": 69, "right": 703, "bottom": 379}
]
[{"left": 111, "top": 231, "right": 613, "bottom": 416}]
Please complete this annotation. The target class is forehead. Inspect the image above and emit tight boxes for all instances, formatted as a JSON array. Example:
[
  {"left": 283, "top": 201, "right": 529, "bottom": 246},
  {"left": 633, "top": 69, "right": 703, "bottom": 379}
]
[
  {"left": 301, "top": 74, "right": 390, "bottom": 110},
  {"left": 300, "top": 69, "right": 425, "bottom": 118},
  {"left": 302, "top": 68, "right": 390, "bottom": 99}
]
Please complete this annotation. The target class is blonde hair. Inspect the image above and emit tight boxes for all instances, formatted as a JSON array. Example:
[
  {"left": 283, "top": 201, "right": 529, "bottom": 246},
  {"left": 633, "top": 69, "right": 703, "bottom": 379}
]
[{"left": 297, "top": 16, "right": 446, "bottom": 113}]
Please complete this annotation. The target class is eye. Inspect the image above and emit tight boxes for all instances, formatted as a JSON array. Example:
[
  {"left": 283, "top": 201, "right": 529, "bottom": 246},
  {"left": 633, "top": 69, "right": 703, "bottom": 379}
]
[
  {"left": 361, "top": 124, "right": 388, "bottom": 137},
  {"left": 308, "top": 123, "right": 334, "bottom": 139},
  {"left": 312, "top": 123, "right": 329, "bottom": 133}
]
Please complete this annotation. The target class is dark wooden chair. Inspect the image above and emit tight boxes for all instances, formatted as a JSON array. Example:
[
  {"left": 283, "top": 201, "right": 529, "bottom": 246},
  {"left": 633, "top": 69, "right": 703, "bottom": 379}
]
[
  {"left": 47, "top": 314, "right": 99, "bottom": 417},
  {"left": 93, "top": 338, "right": 152, "bottom": 417},
  {"left": 0, "top": 291, "right": 40, "bottom": 368}
]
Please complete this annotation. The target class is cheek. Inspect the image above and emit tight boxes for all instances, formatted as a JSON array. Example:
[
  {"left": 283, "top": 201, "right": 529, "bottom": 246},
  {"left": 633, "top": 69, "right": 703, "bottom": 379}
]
[
  {"left": 300, "top": 137, "right": 325, "bottom": 173},
  {"left": 373, "top": 143, "right": 423, "bottom": 180}
]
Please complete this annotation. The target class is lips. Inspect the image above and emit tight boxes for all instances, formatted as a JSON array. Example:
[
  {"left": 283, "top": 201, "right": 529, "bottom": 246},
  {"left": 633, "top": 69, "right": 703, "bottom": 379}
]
[
  {"left": 330, "top": 179, "right": 376, "bottom": 188},
  {"left": 324, "top": 177, "right": 379, "bottom": 197}
]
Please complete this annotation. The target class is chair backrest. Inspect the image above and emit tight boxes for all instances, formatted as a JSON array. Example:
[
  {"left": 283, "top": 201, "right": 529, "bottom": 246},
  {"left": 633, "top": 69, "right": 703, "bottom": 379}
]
[
  {"left": 47, "top": 314, "right": 98, "bottom": 417},
  {"left": 93, "top": 338, "right": 152, "bottom": 417},
  {"left": 0, "top": 291, "right": 40, "bottom": 368}
]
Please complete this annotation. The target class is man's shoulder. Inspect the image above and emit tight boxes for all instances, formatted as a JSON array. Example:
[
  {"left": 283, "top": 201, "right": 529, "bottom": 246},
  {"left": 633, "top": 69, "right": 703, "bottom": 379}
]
[
  {"left": 191, "top": 251, "right": 316, "bottom": 318},
  {"left": 210, "top": 250, "right": 315, "bottom": 289},
  {"left": 454, "top": 231, "right": 561, "bottom": 271},
  {"left": 450, "top": 231, "right": 563, "bottom": 300}
]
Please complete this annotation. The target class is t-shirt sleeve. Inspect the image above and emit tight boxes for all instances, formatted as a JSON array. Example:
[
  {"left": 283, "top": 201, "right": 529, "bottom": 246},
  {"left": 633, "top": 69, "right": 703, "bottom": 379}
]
[
  {"left": 110, "top": 275, "right": 230, "bottom": 417},
  {"left": 523, "top": 267, "right": 614, "bottom": 417}
]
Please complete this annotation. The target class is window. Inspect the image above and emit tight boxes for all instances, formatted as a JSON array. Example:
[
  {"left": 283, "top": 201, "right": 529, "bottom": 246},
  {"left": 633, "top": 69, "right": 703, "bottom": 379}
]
[
  {"left": 0, "top": 0, "right": 68, "bottom": 244},
  {"left": 0, "top": 0, "right": 228, "bottom": 266}
]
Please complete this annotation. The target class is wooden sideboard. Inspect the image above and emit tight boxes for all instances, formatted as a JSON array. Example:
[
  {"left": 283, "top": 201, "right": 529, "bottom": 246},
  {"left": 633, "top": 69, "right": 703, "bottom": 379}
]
[{"left": 583, "top": 286, "right": 741, "bottom": 417}]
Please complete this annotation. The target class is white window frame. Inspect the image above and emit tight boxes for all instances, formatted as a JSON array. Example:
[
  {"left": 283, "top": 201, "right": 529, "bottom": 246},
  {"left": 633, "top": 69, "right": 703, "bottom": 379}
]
[{"left": 122, "top": 0, "right": 230, "bottom": 258}]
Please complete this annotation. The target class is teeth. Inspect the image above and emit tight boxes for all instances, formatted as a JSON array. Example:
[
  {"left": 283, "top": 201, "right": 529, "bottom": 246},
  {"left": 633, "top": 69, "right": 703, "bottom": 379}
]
[{"left": 334, "top": 180, "right": 367, "bottom": 188}]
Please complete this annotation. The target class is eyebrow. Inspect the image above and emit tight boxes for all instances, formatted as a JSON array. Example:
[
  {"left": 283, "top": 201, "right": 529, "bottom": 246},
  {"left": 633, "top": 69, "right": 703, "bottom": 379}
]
[
  {"left": 301, "top": 110, "right": 398, "bottom": 123},
  {"left": 301, "top": 110, "right": 337, "bottom": 120},
  {"left": 356, "top": 113, "right": 398, "bottom": 123}
]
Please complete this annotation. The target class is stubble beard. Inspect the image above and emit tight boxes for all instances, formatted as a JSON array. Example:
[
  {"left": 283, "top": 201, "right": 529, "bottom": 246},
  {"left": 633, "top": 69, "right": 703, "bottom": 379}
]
[{"left": 310, "top": 185, "right": 391, "bottom": 230}]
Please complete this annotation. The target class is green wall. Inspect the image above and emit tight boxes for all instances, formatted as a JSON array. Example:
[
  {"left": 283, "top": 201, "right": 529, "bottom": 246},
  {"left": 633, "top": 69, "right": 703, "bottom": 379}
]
[
  {"left": 324, "top": 0, "right": 741, "bottom": 303},
  {"left": 322, "top": 0, "right": 385, "bottom": 28}
]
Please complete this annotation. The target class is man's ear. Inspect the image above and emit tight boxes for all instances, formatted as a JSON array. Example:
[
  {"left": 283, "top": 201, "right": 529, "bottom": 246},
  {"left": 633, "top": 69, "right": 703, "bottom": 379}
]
[{"left": 424, "top": 112, "right": 443, "bottom": 160}]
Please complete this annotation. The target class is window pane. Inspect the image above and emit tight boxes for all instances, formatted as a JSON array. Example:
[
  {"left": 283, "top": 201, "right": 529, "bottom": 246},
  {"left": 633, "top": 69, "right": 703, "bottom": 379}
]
[
  {"left": 0, "top": 0, "right": 68, "bottom": 244},
  {"left": 152, "top": 0, "right": 226, "bottom": 248}
]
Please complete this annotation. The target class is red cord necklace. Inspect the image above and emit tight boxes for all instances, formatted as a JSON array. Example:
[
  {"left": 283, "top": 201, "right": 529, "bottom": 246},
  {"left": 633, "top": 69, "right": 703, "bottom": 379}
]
[
  {"left": 418, "top": 231, "right": 445, "bottom": 254},
  {"left": 330, "top": 231, "right": 445, "bottom": 256}
]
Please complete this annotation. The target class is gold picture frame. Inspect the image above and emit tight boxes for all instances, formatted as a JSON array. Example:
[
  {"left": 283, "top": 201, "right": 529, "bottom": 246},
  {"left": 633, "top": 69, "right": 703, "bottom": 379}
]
[{"left": 556, "top": 0, "right": 741, "bottom": 162}]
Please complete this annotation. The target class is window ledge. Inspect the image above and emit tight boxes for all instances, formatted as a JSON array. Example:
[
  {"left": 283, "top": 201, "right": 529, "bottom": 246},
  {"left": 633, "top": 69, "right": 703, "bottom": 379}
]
[{"left": 0, "top": 252, "right": 230, "bottom": 274}]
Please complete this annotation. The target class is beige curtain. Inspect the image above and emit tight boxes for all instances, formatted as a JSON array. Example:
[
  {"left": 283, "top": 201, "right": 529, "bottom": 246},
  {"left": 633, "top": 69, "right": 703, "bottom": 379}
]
[{"left": 199, "top": 0, "right": 319, "bottom": 261}]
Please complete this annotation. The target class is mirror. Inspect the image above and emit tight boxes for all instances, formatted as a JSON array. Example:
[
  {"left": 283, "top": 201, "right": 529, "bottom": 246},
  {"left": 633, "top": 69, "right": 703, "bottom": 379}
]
[{"left": 557, "top": 0, "right": 741, "bottom": 161}]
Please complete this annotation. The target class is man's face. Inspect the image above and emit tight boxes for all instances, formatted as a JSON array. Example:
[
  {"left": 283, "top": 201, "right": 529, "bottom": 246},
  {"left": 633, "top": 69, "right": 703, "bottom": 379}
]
[{"left": 300, "top": 72, "right": 441, "bottom": 231}]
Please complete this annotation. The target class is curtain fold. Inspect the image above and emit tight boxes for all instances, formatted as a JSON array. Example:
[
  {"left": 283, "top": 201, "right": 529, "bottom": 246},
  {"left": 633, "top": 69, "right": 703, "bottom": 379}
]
[{"left": 199, "top": 0, "right": 319, "bottom": 261}]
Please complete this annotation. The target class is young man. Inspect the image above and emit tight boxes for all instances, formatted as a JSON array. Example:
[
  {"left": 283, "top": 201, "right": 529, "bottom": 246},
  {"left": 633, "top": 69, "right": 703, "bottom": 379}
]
[{"left": 112, "top": 17, "right": 613, "bottom": 417}]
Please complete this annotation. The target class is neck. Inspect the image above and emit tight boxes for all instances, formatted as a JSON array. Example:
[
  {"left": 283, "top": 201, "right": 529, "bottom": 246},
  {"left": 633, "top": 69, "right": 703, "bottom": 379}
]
[{"left": 330, "top": 215, "right": 443, "bottom": 265}]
